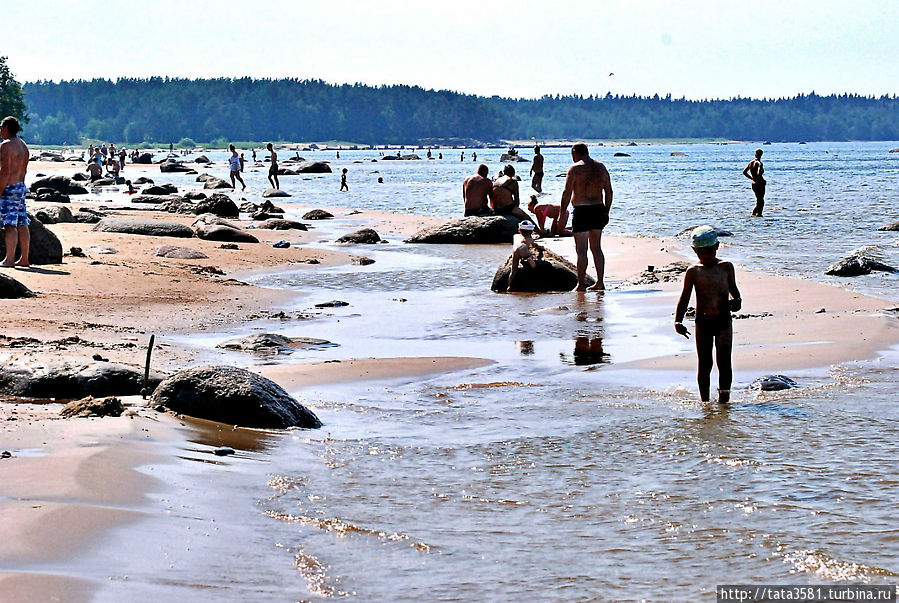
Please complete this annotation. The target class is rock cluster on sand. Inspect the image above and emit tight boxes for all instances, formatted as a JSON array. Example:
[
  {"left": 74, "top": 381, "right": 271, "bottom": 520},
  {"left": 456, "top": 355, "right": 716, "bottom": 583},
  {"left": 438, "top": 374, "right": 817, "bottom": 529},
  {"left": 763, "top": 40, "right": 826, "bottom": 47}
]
[
  {"left": 0, "top": 360, "right": 161, "bottom": 398},
  {"left": 336, "top": 228, "right": 381, "bottom": 244},
  {"left": 150, "top": 365, "right": 322, "bottom": 429},
  {"left": 491, "top": 248, "right": 592, "bottom": 292},
  {"left": 825, "top": 253, "right": 897, "bottom": 276},
  {"left": 0, "top": 273, "right": 35, "bottom": 298},
  {"left": 0, "top": 217, "right": 63, "bottom": 264},
  {"left": 406, "top": 215, "right": 520, "bottom": 244},
  {"left": 60, "top": 396, "right": 125, "bottom": 418}
]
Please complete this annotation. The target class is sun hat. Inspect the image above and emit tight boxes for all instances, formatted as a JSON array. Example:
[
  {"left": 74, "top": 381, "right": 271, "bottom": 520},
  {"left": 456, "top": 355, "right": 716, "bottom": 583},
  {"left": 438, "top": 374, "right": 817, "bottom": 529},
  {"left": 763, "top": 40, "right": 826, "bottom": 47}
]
[
  {"left": 691, "top": 225, "right": 718, "bottom": 248},
  {"left": 518, "top": 220, "right": 535, "bottom": 231}
]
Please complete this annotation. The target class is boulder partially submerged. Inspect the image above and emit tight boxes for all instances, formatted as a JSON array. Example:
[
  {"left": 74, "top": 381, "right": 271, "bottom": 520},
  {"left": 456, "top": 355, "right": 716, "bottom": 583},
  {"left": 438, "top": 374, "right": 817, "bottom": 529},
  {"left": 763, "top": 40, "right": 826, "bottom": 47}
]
[
  {"left": 150, "top": 365, "right": 322, "bottom": 429},
  {"left": 296, "top": 161, "right": 332, "bottom": 173},
  {"left": 216, "top": 333, "right": 332, "bottom": 353},
  {"left": 750, "top": 375, "right": 798, "bottom": 391},
  {"left": 825, "top": 253, "right": 897, "bottom": 276},
  {"left": 406, "top": 215, "right": 519, "bottom": 244},
  {"left": 29, "top": 175, "right": 88, "bottom": 195},
  {"left": 336, "top": 228, "right": 381, "bottom": 244},
  {"left": 492, "top": 248, "right": 593, "bottom": 292}
]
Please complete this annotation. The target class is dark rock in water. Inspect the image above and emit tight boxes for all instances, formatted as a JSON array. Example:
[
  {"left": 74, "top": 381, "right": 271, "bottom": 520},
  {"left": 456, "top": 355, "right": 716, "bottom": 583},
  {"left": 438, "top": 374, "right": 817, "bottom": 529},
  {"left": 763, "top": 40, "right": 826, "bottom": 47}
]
[
  {"left": 92, "top": 218, "right": 194, "bottom": 238},
  {"left": 195, "top": 193, "right": 239, "bottom": 218},
  {"left": 251, "top": 211, "right": 277, "bottom": 221},
  {"left": 195, "top": 173, "right": 214, "bottom": 182},
  {"left": 132, "top": 194, "right": 184, "bottom": 204},
  {"left": 614, "top": 152, "right": 631, "bottom": 157},
  {"left": 500, "top": 153, "right": 529, "bottom": 162},
  {"left": 352, "top": 256, "right": 375, "bottom": 266},
  {"left": 492, "top": 248, "right": 593, "bottom": 292},
  {"left": 159, "top": 160, "right": 193, "bottom": 173},
  {"left": 315, "top": 300, "right": 349, "bottom": 308},
  {"left": 0, "top": 216, "right": 63, "bottom": 264},
  {"left": 194, "top": 223, "right": 259, "bottom": 243},
  {"left": 216, "top": 333, "right": 332, "bottom": 353},
  {"left": 336, "top": 228, "right": 381, "bottom": 244},
  {"left": 750, "top": 375, "right": 798, "bottom": 391},
  {"left": 256, "top": 219, "right": 308, "bottom": 231},
  {"left": 34, "top": 188, "right": 71, "bottom": 203},
  {"left": 262, "top": 188, "right": 291, "bottom": 198},
  {"left": 0, "top": 273, "right": 35, "bottom": 298},
  {"left": 34, "top": 205, "right": 74, "bottom": 224},
  {"left": 155, "top": 245, "right": 209, "bottom": 259},
  {"left": 239, "top": 201, "right": 258, "bottom": 213},
  {"left": 406, "top": 215, "right": 519, "bottom": 244},
  {"left": 60, "top": 396, "right": 124, "bottom": 418},
  {"left": 296, "top": 161, "right": 332, "bottom": 173},
  {"left": 141, "top": 184, "right": 178, "bottom": 195},
  {"left": 149, "top": 365, "right": 322, "bottom": 429},
  {"left": 203, "top": 177, "right": 233, "bottom": 190},
  {"left": 71, "top": 172, "right": 88, "bottom": 181},
  {"left": 134, "top": 152, "right": 154, "bottom": 164},
  {"left": 825, "top": 253, "right": 897, "bottom": 276},
  {"left": 0, "top": 360, "right": 162, "bottom": 398},
  {"left": 213, "top": 446, "right": 235, "bottom": 456},
  {"left": 195, "top": 155, "right": 211, "bottom": 163},
  {"left": 878, "top": 220, "right": 899, "bottom": 232},
  {"left": 303, "top": 209, "right": 333, "bottom": 220},
  {"left": 133, "top": 176, "right": 154, "bottom": 184},
  {"left": 29, "top": 175, "right": 88, "bottom": 195},
  {"left": 91, "top": 178, "right": 116, "bottom": 187},
  {"left": 276, "top": 168, "right": 298, "bottom": 176},
  {"left": 184, "top": 191, "right": 207, "bottom": 201}
]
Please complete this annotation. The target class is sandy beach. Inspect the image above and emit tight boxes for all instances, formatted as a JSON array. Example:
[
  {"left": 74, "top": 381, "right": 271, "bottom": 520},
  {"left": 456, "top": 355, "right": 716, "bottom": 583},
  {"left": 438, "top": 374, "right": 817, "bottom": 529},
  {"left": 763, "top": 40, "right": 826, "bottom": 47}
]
[{"left": 2, "top": 156, "right": 898, "bottom": 600}]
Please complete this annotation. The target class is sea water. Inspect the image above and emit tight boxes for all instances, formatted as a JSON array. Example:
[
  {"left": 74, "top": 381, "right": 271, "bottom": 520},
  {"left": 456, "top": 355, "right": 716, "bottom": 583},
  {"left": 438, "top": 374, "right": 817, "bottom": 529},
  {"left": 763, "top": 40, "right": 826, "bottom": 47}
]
[{"left": 81, "top": 142, "right": 897, "bottom": 600}]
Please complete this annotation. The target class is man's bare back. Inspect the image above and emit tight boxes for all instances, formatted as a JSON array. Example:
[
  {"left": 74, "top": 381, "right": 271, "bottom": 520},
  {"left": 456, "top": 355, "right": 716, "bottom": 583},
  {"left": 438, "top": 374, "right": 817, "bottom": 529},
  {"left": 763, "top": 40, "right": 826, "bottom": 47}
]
[
  {"left": 463, "top": 174, "right": 492, "bottom": 211},
  {"left": 0, "top": 135, "right": 28, "bottom": 191}
]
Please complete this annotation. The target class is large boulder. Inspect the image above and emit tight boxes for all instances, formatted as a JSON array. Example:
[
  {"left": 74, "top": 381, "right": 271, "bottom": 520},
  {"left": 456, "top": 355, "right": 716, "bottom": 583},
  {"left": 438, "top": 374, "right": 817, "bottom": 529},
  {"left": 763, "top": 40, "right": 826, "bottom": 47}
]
[
  {"left": 825, "top": 253, "right": 897, "bottom": 277},
  {"left": 0, "top": 360, "right": 161, "bottom": 398},
  {"left": 159, "top": 160, "right": 193, "bottom": 173},
  {"left": 203, "top": 177, "right": 233, "bottom": 190},
  {"left": 276, "top": 168, "right": 298, "bottom": 176},
  {"left": 33, "top": 205, "right": 74, "bottom": 224},
  {"left": 0, "top": 273, "right": 34, "bottom": 298},
  {"left": 262, "top": 189, "right": 291, "bottom": 198},
  {"left": 406, "top": 215, "right": 519, "bottom": 244},
  {"left": 0, "top": 216, "right": 63, "bottom": 264},
  {"left": 302, "top": 209, "right": 333, "bottom": 220},
  {"left": 195, "top": 193, "right": 239, "bottom": 218},
  {"left": 500, "top": 153, "right": 529, "bottom": 163},
  {"left": 141, "top": 183, "right": 178, "bottom": 195},
  {"left": 92, "top": 218, "right": 194, "bottom": 238},
  {"left": 256, "top": 219, "right": 307, "bottom": 231},
  {"left": 134, "top": 152, "right": 154, "bottom": 164},
  {"left": 155, "top": 245, "right": 208, "bottom": 259},
  {"left": 149, "top": 365, "right": 322, "bottom": 429},
  {"left": 491, "top": 248, "right": 593, "bottom": 292},
  {"left": 193, "top": 223, "right": 259, "bottom": 243},
  {"left": 296, "top": 161, "right": 332, "bottom": 174},
  {"left": 194, "top": 155, "right": 211, "bottom": 164},
  {"left": 878, "top": 220, "right": 899, "bottom": 232},
  {"left": 34, "top": 188, "right": 71, "bottom": 204},
  {"left": 29, "top": 175, "right": 88, "bottom": 195},
  {"left": 133, "top": 176, "right": 154, "bottom": 185},
  {"left": 336, "top": 228, "right": 381, "bottom": 244}
]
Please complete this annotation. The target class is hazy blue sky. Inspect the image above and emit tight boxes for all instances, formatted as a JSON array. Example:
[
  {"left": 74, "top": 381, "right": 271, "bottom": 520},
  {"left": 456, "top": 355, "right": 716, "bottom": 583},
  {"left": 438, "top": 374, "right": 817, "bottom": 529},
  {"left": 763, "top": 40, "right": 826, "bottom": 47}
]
[{"left": 6, "top": 0, "right": 897, "bottom": 99}]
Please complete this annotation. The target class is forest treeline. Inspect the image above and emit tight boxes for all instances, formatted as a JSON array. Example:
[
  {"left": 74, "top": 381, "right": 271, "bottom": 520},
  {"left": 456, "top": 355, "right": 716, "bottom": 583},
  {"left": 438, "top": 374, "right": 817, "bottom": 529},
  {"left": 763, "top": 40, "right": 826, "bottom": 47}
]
[{"left": 20, "top": 77, "right": 899, "bottom": 145}]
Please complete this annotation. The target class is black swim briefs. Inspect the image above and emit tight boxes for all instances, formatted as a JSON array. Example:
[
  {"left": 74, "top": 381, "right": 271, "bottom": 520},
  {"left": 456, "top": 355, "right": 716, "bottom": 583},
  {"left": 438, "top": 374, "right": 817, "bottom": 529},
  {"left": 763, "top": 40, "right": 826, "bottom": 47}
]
[
  {"left": 694, "top": 314, "right": 733, "bottom": 334},
  {"left": 464, "top": 207, "right": 493, "bottom": 217},
  {"left": 493, "top": 204, "right": 517, "bottom": 216},
  {"left": 571, "top": 204, "right": 609, "bottom": 233}
]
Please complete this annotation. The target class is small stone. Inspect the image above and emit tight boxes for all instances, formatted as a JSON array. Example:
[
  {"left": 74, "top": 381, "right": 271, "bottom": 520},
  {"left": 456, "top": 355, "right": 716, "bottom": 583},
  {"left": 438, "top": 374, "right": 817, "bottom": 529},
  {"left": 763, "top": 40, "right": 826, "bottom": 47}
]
[
  {"left": 1, "top": 450, "right": 11, "bottom": 459},
  {"left": 69, "top": 247, "right": 85, "bottom": 257},
  {"left": 213, "top": 446, "right": 236, "bottom": 456},
  {"left": 91, "top": 353, "right": 108, "bottom": 362},
  {"left": 315, "top": 300, "right": 349, "bottom": 308}
]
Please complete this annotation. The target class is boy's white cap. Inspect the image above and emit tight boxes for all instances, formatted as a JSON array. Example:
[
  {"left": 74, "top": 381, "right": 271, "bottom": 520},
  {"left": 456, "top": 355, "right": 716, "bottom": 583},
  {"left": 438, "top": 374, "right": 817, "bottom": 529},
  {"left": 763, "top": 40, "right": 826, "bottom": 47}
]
[
  {"left": 518, "top": 220, "right": 535, "bottom": 231},
  {"left": 691, "top": 225, "right": 718, "bottom": 248}
]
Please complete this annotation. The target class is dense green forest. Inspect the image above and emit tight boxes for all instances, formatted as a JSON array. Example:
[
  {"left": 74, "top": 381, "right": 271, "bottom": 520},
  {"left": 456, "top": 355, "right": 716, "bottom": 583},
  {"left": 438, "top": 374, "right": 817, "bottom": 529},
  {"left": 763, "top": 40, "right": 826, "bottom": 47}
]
[{"left": 20, "top": 77, "right": 899, "bottom": 145}]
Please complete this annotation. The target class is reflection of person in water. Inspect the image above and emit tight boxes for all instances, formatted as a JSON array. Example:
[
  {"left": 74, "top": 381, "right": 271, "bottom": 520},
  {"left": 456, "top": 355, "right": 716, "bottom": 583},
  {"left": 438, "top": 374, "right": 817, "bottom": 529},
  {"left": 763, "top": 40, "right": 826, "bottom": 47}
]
[{"left": 572, "top": 334, "right": 608, "bottom": 365}]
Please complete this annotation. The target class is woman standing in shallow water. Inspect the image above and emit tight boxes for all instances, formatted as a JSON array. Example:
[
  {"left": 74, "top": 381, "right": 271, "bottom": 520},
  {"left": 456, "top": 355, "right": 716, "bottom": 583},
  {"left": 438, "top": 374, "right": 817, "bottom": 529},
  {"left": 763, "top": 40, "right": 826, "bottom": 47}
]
[{"left": 743, "top": 148, "right": 766, "bottom": 216}]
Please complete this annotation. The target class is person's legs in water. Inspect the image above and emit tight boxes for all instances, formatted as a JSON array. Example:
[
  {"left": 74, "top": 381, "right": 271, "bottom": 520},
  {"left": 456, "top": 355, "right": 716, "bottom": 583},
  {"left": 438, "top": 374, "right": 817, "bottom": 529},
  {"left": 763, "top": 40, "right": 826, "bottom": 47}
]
[
  {"left": 587, "top": 229, "right": 605, "bottom": 291},
  {"left": 715, "top": 325, "right": 733, "bottom": 403},
  {"left": 573, "top": 230, "right": 590, "bottom": 292},
  {"left": 694, "top": 323, "right": 714, "bottom": 402}
]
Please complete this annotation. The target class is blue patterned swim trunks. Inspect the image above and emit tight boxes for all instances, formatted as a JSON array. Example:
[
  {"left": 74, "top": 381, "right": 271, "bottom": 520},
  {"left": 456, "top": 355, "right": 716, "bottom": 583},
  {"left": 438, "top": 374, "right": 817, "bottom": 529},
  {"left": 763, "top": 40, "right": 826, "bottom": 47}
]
[{"left": 0, "top": 182, "right": 29, "bottom": 228}]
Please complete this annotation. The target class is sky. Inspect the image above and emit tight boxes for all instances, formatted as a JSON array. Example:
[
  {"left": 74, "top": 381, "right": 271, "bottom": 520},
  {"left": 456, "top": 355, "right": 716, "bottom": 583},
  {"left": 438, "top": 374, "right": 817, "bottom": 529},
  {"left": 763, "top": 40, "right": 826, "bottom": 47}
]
[{"left": 5, "top": 0, "right": 898, "bottom": 100}]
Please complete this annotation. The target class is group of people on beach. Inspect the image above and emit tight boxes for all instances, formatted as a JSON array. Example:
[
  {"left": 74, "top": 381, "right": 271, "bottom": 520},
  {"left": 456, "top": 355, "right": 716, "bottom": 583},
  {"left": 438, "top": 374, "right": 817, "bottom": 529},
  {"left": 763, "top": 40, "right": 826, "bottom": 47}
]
[{"left": 468, "top": 142, "right": 755, "bottom": 405}]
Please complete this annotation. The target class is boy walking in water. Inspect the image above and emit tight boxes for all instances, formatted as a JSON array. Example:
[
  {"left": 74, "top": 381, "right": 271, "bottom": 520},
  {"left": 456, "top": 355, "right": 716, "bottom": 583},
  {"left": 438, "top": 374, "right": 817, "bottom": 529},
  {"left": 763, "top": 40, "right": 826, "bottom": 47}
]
[
  {"left": 340, "top": 168, "right": 349, "bottom": 191},
  {"left": 674, "top": 226, "right": 742, "bottom": 403}
]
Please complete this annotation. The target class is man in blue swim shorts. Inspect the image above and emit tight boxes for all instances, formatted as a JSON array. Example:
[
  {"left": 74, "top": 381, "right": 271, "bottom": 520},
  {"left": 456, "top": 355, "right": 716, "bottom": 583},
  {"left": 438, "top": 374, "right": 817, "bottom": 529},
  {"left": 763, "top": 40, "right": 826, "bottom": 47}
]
[
  {"left": 0, "top": 116, "right": 31, "bottom": 267},
  {"left": 560, "top": 143, "right": 613, "bottom": 291}
]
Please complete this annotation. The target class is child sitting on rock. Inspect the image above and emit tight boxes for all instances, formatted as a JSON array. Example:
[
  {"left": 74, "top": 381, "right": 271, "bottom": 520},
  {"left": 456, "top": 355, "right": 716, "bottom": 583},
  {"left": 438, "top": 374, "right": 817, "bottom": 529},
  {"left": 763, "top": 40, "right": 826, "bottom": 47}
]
[{"left": 507, "top": 220, "right": 544, "bottom": 291}]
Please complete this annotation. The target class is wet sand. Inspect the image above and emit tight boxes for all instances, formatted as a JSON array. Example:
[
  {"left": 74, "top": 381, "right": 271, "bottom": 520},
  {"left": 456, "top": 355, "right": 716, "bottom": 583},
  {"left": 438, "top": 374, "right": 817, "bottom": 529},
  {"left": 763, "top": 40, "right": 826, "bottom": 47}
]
[{"left": 2, "top": 158, "right": 898, "bottom": 599}]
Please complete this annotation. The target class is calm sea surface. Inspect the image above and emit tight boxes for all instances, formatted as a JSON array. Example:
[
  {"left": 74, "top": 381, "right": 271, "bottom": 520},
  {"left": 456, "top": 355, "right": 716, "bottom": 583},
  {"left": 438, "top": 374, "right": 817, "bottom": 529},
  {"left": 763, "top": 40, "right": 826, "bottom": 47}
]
[{"left": 81, "top": 142, "right": 897, "bottom": 601}]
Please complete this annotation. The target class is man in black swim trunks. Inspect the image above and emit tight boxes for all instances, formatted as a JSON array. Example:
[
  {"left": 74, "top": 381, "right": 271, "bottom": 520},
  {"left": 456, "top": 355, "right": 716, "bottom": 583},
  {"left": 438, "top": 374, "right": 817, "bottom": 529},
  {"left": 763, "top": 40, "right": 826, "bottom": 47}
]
[
  {"left": 742, "top": 148, "right": 766, "bottom": 216},
  {"left": 561, "top": 143, "right": 613, "bottom": 291},
  {"left": 530, "top": 145, "right": 544, "bottom": 193}
]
